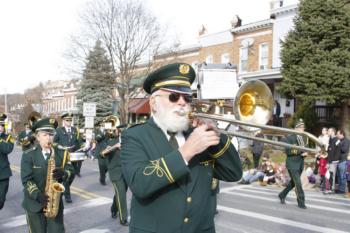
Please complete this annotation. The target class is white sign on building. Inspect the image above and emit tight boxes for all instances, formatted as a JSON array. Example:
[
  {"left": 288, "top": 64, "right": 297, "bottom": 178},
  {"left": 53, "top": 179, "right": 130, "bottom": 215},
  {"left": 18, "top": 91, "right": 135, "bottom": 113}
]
[
  {"left": 83, "top": 102, "right": 96, "bottom": 117},
  {"left": 197, "top": 63, "right": 239, "bottom": 100}
]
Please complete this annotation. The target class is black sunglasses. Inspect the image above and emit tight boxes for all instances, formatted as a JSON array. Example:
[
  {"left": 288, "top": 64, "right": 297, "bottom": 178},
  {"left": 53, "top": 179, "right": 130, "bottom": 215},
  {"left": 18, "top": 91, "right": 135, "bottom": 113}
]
[{"left": 157, "top": 93, "right": 193, "bottom": 103}]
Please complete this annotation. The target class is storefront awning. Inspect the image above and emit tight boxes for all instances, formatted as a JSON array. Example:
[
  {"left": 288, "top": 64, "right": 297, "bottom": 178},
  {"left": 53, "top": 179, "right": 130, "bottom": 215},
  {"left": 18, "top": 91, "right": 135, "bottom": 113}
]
[{"left": 128, "top": 98, "right": 150, "bottom": 114}]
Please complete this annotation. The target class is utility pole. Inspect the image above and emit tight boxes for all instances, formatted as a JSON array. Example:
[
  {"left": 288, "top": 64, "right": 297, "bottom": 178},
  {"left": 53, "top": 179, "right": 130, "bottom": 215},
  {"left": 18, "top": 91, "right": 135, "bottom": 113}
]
[{"left": 4, "top": 88, "right": 7, "bottom": 114}]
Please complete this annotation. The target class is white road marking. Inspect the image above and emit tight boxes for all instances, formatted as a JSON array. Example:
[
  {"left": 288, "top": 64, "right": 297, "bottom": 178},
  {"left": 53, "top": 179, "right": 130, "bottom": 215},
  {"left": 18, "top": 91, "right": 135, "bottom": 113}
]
[
  {"left": 235, "top": 187, "right": 350, "bottom": 207},
  {"left": 0, "top": 197, "right": 112, "bottom": 229},
  {"left": 218, "top": 205, "right": 348, "bottom": 233},
  {"left": 221, "top": 191, "right": 350, "bottom": 215},
  {"left": 80, "top": 229, "right": 111, "bottom": 233},
  {"left": 246, "top": 185, "right": 350, "bottom": 202}
]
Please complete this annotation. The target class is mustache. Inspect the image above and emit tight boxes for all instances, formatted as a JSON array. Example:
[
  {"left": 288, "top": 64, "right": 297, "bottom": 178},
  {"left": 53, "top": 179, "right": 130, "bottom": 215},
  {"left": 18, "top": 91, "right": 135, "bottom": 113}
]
[{"left": 173, "top": 107, "right": 190, "bottom": 116}]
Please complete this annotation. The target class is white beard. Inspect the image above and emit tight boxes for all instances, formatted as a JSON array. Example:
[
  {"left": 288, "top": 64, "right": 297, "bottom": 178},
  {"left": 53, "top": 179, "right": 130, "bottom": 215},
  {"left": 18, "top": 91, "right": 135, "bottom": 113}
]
[{"left": 153, "top": 101, "right": 190, "bottom": 133}]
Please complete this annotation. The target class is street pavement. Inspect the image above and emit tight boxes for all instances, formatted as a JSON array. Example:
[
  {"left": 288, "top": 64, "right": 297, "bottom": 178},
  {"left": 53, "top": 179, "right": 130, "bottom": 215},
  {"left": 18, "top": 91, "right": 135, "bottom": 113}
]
[{"left": 1, "top": 146, "right": 349, "bottom": 233}]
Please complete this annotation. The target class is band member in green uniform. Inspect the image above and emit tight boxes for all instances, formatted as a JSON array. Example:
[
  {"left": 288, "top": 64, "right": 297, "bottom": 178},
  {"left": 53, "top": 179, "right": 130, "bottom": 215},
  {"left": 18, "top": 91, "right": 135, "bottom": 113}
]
[
  {"left": 121, "top": 63, "right": 242, "bottom": 233},
  {"left": 18, "top": 123, "right": 35, "bottom": 151},
  {"left": 54, "top": 112, "right": 82, "bottom": 203},
  {"left": 278, "top": 119, "right": 308, "bottom": 209},
  {"left": 21, "top": 117, "right": 74, "bottom": 233},
  {"left": 94, "top": 121, "right": 109, "bottom": 185},
  {"left": 100, "top": 118, "right": 129, "bottom": 226},
  {"left": 0, "top": 113, "right": 14, "bottom": 210}
]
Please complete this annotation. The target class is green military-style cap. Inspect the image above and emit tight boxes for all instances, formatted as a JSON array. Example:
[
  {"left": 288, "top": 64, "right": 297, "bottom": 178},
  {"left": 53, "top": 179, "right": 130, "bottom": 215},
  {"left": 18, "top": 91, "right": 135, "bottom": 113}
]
[
  {"left": 295, "top": 118, "right": 305, "bottom": 128},
  {"left": 0, "top": 113, "right": 7, "bottom": 125},
  {"left": 61, "top": 112, "right": 73, "bottom": 120},
  {"left": 143, "top": 63, "right": 196, "bottom": 94},
  {"left": 32, "top": 117, "right": 58, "bottom": 133}
]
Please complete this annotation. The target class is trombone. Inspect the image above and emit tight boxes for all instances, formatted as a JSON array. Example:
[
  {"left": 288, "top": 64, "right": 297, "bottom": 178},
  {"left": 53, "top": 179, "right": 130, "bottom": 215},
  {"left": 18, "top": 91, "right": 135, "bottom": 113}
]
[{"left": 191, "top": 80, "right": 325, "bottom": 154}]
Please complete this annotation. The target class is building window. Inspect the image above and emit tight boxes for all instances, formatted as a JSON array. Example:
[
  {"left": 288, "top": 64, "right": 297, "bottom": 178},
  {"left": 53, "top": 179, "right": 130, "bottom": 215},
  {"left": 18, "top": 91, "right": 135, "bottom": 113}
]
[
  {"left": 221, "top": 53, "right": 230, "bottom": 64},
  {"left": 205, "top": 55, "right": 213, "bottom": 64},
  {"left": 239, "top": 47, "right": 248, "bottom": 72},
  {"left": 259, "top": 43, "right": 269, "bottom": 70}
]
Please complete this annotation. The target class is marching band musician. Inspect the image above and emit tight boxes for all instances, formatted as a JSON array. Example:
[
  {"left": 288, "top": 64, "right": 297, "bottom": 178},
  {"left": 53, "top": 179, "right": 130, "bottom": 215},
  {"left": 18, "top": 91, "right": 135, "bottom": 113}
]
[
  {"left": 0, "top": 113, "right": 14, "bottom": 210},
  {"left": 101, "top": 120, "right": 129, "bottom": 226},
  {"left": 121, "top": 63, "right": 242, "bottom": 233},
  {"left": 54, "top": 112, "right": 83, "bottom": 203},
  {"left": 18, "top": 123, "right": 35, "bottom": 151},
  {"left": 278, "top": 119, "right": 308, "bottom": 209},
  {"left": 21, "top": 118, "right": 74, "bottom": 233},
  {"left": 94, "top": 121, "right": 109, "bottom": 185}
]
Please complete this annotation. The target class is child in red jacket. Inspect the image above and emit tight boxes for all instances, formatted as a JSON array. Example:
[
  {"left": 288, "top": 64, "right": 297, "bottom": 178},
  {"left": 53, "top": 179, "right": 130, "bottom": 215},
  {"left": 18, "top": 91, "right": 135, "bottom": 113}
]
[{"left": 318, "top": 154, "right": 330, "bottom": 193}]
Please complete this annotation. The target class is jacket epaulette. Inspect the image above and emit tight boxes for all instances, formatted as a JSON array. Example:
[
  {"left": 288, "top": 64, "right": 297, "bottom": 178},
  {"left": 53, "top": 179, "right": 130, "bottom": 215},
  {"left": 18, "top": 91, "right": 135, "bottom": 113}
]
[
  {"left": 24, "top": 146, "right": 37, "bottom": 154},
  {"left": 127, "top": 122, "right": 144, "bottom": 129}
]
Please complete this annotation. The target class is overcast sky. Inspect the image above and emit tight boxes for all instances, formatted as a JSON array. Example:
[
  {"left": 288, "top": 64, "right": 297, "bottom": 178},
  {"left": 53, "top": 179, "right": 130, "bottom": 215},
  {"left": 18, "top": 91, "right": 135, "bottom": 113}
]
[{"left": 0, "top": 0, "right": 298, "bottom": 94}]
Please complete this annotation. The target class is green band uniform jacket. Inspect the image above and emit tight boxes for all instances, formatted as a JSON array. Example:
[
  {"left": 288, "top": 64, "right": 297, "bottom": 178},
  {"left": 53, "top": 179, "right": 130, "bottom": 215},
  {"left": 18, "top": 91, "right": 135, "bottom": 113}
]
[
  {"left": 54, "top": 126, "right": 82, "bottom": 152},
  {"left": 0, "top": 133, "right": 14, "bottom": 180},
  {"left": 18, "top": 130, "right": 35, "bottom": 151},
  {"left": 20, "top": 145, "right": 74, "bottom": 213},
  {"left": 121, "top": 118, "right": 242, "bottom": 233}
]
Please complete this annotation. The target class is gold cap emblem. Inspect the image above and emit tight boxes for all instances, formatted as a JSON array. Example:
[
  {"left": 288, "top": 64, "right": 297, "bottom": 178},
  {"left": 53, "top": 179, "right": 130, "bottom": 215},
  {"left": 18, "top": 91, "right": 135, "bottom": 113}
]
[
  {"left": 179, "top": 64, "right": 190, "bottom": 75},
  {"left": 49, "top": 118, "right": 55, "bottom": 125}
]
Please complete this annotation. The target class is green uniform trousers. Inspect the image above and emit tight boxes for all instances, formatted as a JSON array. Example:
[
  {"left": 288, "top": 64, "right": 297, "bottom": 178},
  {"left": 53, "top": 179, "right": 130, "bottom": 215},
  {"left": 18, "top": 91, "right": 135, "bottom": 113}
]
[
  {"left": 98, "top": 157, "right": 108, "bottom": 182},
  {"left": 111, "top": 179, "right": 128, "bottom": 221},
  {"left": 0, "top": 178, "right": 9, "bottom": 209},
  {"left": 25, "top": 209, "right": 65, "bottom": 233},
  {"left": 279, "top": 168, "right": 305, "bottom": 206},
  {"left": 63, "top": 172, "right": 75, "bottom": 199},
  {"left": 72, "top": 160, "right": 82, "bottom": 175}
]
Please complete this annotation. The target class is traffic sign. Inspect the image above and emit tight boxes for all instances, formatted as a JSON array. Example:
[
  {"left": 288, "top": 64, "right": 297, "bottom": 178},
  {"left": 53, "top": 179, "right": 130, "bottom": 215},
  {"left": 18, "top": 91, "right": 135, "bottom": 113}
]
[
  {"left": 85, "top": 116, "right": 94, "bottom": 128},
  {"left": 83, "top": 103, "right": 96, "bottom": 117}
]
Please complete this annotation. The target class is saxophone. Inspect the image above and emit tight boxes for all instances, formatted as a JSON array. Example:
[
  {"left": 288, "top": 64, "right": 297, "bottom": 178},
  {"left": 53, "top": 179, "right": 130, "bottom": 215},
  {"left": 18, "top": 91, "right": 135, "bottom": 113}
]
[{"left": 44, "top": 146, "right": 65, "bottom": 218}]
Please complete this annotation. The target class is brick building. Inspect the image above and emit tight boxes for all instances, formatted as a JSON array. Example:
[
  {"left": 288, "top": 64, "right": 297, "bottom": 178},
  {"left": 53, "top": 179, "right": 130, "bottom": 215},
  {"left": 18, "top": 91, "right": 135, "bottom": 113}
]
[{"left": 42, "top": 79, "right": 80, "bottom": 117}]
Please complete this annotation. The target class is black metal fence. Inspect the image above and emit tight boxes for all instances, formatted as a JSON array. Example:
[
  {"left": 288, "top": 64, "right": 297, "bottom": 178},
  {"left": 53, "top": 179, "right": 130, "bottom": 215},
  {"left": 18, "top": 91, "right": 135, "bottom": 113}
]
[{"left": 313, "top": 105, "right": 342, "bottom": 122}]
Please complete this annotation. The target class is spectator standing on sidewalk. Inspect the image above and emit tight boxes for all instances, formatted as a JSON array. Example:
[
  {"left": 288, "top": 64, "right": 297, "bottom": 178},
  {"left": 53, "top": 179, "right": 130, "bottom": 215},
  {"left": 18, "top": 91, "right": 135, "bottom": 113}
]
[
  {"left": 334, "top": 130, "right": 349, "bottom": 194},
  {"left": 346, "top": 155, "right": 350, "bottom": 198},
  {"left": 318, "top": 153, "right": 330, "bottom": 193},
  {"left": 327, "top": 127, "right": 338, "bottom": 192}
]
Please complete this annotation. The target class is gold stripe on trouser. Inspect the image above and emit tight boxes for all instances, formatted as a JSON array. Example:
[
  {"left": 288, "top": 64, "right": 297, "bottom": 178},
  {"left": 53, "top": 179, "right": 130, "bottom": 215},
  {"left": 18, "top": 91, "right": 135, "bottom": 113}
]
[
  {"left": 112, "top": 183, "right": 123, "bottom": 221},
  {"left": 290, "top": 171, "right": 302, "bottom": 203},
  {"left": 25, "top": 211, "right": 32, "bottom": 233}
]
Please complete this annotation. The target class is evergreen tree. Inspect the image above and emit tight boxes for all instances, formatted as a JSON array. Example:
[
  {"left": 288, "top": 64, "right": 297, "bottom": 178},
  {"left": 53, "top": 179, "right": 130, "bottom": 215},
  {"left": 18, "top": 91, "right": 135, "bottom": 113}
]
[
  {"left": 76, "top": 40, "right": 116, "bottom": 126},
  {"left": 279, "top": 0, "right": 350, "bottom": 131}
]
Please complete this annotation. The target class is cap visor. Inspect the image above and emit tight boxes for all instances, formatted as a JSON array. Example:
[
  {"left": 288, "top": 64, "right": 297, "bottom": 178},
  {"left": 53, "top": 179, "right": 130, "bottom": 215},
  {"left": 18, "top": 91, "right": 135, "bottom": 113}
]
[{"left": 160, "top": 86, "right": 192, "bottom": 95}]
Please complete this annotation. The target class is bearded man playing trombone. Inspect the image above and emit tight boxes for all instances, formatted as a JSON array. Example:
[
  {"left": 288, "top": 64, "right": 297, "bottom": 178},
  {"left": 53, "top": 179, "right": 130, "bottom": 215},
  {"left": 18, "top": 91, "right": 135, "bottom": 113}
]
[{"left": 121, "top": 63, "right": 242, "bottom": 233}]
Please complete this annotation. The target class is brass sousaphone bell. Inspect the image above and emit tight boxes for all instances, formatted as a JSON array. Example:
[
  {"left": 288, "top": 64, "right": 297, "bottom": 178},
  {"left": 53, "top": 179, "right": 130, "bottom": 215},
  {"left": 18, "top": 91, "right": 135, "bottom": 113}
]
[
  {"left": 28, "top": 111, "right": 42, "bottom": 128},
  {"left": 101, "top": 115, "right": 121, "bottom": 157}
]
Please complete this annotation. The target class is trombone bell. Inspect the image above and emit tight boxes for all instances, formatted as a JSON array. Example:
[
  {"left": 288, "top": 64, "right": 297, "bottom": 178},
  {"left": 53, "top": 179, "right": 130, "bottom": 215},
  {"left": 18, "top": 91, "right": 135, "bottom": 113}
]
[{"left": 234, "top": 80, "right": 274, "bottom": 127}]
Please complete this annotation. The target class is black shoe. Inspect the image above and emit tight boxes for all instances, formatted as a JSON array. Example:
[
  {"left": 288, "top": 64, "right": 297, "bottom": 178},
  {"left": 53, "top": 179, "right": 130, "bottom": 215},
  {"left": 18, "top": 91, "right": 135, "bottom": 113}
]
[
  {"left": 65, "top": 196, "right": 72, "bottom": 203},
  {"left": 100, "top": 179, "right": 106, "bottom": 185},
  {"left": 335, "top": 190, "right": 345, "bottom": 194},
  {"left": 76, "top": 173, "right": 81, "bottom": 177},
  {"left": 120, "top": 220, "right": 129, "bottom": 226},
  {"left": 298, "top": 204, "right": 307, "bottom": 209},
  {"left": 215, "top": 210, "right": 219, "bottom": 215},
  {"left": 278, "top": 194, "right": 285, "bottom": 204},
  {"left": 111, "top": 211, "right": 118, "bottom": 219}
]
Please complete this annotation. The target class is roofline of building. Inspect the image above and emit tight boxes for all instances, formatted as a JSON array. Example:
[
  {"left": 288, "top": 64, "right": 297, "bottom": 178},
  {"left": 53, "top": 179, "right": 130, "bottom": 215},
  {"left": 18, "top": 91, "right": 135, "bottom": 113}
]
[
  {"left": 270, "top": 4, "right": 298, "bottom": 17},
  {"left": 154, "top": 44, "right": 201, "bottom": 59},
  {"left": 199, "top": 29, "right": 231, "bottom": 39},
  {"left": 231, "top": 19, "right": 273, "bottom": 34},
  {"left": 238, "top": 68, "right": 282, "bottom": 82}
]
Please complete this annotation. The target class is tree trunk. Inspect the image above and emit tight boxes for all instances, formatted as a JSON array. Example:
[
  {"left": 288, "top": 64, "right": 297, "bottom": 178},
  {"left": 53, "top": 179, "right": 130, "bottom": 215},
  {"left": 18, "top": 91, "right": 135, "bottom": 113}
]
[{"left": 341, "top": 100, "right": 350, "bottom": 137}]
